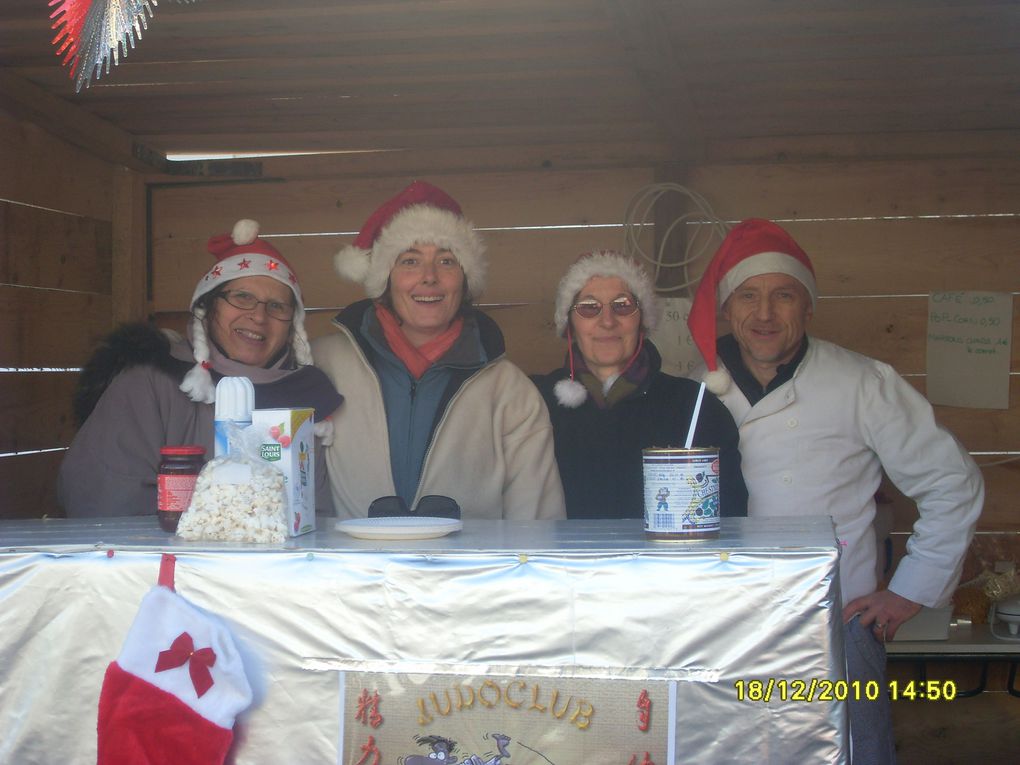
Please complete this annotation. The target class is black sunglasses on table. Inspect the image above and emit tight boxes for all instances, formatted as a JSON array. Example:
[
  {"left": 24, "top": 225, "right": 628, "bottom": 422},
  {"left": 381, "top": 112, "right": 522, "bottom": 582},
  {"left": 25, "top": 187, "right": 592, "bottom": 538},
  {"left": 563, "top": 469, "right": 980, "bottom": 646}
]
[{"left": 367, "top": 495, "right": 462, "bottom": 520}]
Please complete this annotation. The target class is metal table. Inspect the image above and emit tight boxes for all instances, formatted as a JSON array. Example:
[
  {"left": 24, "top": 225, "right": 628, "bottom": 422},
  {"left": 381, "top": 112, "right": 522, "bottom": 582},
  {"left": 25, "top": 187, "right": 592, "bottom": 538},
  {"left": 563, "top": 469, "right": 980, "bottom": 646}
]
[
  {"left": 0, "top": 516, "right": 847, "bottom": 764},
  {"left": 886, "top": 622, "right": 1020, "bottom": 698}
]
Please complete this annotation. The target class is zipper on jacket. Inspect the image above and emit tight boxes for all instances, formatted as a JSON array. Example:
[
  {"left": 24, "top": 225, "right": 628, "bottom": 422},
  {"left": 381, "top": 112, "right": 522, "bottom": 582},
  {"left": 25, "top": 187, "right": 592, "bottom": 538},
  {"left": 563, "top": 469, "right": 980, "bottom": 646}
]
[{"left": 405, "top": 376, "right": 418, "bottom": 481}]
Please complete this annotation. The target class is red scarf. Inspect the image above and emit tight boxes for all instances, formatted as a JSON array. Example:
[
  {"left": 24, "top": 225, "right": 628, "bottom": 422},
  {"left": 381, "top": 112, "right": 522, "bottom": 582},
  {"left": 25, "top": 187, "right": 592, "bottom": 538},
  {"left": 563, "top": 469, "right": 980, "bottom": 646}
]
[{"left": 375, "top": 303, "right": 464, "bottom": 379}]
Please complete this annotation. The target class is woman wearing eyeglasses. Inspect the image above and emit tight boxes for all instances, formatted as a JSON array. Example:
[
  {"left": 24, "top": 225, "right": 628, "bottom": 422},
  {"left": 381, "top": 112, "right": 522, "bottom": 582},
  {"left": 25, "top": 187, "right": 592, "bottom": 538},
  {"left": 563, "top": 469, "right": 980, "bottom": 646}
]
[
  {"left": 58, "top": 219, "right": 343, "bottom": 517},
  {"left": 312, "top": 181, "right": 565, "bottom": 520},
  {"left": 532, "top": 250, "right": 747, "bottom": 519}
]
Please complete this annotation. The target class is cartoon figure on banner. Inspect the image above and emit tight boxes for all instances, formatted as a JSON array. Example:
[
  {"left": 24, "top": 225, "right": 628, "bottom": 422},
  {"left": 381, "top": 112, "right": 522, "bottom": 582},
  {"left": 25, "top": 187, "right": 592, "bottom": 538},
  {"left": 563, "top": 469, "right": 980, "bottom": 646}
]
[
  {"left": 628, "top": 753, "right": 655, "bottom": 765},
  {"left": 401, "top": 732, "right": 512, "bottom": 765},
  {"left": 654, "top": 487, "right": 670, "bottom": 512}
]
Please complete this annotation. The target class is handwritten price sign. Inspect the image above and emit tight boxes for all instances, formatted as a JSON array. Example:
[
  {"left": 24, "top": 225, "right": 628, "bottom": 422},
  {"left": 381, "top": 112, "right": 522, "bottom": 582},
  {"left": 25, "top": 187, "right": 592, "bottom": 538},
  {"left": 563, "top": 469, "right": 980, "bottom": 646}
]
[{"left": 926, "top": 291, "right": 1013, "bottom": 409}]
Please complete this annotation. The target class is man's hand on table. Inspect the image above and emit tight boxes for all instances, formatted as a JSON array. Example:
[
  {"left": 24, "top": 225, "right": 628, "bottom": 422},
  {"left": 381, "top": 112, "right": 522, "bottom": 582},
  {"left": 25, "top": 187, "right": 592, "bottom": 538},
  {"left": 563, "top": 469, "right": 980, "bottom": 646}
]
[{"left": 843, "top": 590, "right": 923, "bottom": 642}]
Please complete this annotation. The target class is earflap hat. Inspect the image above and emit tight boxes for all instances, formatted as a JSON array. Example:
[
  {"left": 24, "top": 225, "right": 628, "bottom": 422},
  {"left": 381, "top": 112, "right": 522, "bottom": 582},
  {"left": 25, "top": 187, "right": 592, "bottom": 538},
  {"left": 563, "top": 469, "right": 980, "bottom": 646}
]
[{"left": 179, "top": 219, "right": 312, "bottom": 405}]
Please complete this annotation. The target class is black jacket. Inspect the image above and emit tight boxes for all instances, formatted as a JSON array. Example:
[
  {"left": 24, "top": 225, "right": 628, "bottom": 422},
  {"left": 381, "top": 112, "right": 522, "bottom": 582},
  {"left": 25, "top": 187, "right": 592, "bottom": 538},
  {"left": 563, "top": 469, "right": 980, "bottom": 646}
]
[{"left": 533, "top": 341, "right": 748, "bottom": 520}]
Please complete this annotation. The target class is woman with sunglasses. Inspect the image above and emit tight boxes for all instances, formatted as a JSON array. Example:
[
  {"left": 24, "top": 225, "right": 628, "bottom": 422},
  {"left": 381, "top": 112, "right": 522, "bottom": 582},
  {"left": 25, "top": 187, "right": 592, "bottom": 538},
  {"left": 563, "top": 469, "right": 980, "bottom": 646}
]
[
  {"left": 533, "top": 250, "right": 747, "bottom": 519},
  {"left": 58, "top": 219, "right": 343, "bottom": 517}
]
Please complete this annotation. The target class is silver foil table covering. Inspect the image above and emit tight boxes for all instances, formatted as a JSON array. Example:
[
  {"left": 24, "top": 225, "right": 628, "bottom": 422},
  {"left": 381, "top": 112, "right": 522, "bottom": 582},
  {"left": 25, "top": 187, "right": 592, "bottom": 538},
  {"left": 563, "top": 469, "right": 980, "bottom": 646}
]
[{"left": 0, "top": 516, "right": 847, "bottom": 763}]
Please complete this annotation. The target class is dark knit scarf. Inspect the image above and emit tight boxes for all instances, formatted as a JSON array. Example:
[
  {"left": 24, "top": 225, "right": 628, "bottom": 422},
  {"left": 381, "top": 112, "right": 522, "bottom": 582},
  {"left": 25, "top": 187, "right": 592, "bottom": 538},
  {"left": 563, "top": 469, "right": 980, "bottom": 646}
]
[{"left": 568, "top": 342, "right": 652, "bottom": 410}]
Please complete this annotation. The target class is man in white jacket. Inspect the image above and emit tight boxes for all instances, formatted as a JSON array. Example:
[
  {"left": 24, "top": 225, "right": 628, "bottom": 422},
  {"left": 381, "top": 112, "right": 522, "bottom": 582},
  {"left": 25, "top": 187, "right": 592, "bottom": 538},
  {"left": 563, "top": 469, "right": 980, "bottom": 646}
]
[{"left": 687, "top": 218, "right": 984, "bottom": 764}]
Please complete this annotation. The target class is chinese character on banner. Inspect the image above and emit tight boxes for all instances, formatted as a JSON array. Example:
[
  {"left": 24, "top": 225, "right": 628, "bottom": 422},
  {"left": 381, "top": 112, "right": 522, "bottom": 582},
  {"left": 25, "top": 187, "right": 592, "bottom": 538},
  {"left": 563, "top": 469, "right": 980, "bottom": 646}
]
[
  {"left": 355, "top": 734, "right": 381, "bottom": 765},
  {"left": 355, "top": 688, "right": 384, "bottom": 728},
  {"left": 628, "top": 752, "right": 655, "bottom": 765},
  {"left": 636, "top": 689, "right": 651, "bottom": 732}
]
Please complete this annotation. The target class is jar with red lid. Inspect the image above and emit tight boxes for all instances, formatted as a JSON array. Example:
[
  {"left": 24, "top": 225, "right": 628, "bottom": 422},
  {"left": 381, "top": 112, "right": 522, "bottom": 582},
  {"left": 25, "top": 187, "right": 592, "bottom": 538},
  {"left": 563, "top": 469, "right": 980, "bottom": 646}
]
[{"left": 157, "top": 446, "right": 206, "bottom": 532}]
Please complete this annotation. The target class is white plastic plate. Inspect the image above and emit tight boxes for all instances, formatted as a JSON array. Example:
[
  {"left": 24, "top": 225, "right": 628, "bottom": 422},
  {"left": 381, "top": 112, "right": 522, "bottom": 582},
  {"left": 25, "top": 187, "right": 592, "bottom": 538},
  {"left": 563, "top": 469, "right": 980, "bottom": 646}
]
[{"left": 336, "top": 516, "right": 463, "bottom": 540}]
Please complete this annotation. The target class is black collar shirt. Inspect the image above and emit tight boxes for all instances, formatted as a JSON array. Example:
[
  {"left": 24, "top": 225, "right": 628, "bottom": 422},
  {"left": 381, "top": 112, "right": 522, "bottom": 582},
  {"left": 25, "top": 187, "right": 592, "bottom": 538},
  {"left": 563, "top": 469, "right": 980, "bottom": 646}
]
[{"left": 716, "top": 334, "right": 809, "bottom": 407}]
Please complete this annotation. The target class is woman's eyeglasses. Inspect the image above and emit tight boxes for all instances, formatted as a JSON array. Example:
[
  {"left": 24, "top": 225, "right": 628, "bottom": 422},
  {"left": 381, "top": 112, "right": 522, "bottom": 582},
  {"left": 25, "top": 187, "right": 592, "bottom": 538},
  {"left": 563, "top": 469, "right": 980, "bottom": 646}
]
[
  {"left": 571, "top": 296, "right": 640, "bottom": 319},
  {"left": 218, "top": 290, "right": 295, "bottom": 321}
]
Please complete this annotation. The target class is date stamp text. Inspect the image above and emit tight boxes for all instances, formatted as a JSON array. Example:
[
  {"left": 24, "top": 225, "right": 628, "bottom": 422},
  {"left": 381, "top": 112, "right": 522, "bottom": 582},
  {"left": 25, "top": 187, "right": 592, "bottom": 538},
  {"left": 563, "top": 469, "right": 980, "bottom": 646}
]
[{"left": 734, "top": 679, "right": 957, "bottom": 702}]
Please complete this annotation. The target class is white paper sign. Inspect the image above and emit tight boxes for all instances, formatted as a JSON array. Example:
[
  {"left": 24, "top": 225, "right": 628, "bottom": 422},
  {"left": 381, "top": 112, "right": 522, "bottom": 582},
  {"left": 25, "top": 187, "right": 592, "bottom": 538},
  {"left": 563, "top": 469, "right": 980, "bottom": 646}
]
[
  {"left": 926, "top": 291, "right": 1013, "bottom": 409},
  {"left": 648, "top": 297, "right": 702, "bottom": 378}
]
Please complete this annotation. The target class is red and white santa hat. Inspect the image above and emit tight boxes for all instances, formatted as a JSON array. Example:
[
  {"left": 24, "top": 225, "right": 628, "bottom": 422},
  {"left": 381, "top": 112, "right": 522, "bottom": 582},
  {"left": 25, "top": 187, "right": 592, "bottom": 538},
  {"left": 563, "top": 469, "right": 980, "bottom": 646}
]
[
  {"left": 179, "top": 219, "right": 313, "bottom": 404},
  {"left": 98, "top": 555, "right": 252, "bottom": 765},
  {"left": 687, "top": 218, "right": 817, "bottom": 395},
  {"left": 334, "top": 180, "right": 487, "bottom": 299}
]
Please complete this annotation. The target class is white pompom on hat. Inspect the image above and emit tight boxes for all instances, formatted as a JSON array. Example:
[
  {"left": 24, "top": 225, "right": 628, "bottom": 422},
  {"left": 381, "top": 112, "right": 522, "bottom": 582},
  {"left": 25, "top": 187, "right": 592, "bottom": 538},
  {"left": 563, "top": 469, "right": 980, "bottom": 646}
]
[
  {"left": 552, "top": 250, "right": 658, "bottom": 408},
  {"left": 687, "top": 218, "right": 817, "bottom": 395},
  {"left": 179, "top": 219, "right": 312, "bottom": 404},
  {"left": 334, "top": 180, "right": 486, "bottom": 299}
]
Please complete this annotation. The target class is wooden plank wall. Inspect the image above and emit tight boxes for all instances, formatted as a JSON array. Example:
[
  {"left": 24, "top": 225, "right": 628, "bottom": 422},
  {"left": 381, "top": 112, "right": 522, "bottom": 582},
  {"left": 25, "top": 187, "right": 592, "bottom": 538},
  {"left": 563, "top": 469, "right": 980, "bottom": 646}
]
[{"left": 0, "top": 111, "right": 117, "bottom": 518}]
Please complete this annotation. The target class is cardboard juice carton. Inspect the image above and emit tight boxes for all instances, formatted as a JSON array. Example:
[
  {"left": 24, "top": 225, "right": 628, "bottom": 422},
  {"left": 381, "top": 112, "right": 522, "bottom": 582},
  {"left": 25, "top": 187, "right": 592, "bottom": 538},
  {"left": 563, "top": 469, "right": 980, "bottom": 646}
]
[{"left": 251, "top": 408, "right": 315, "bottom": 536}]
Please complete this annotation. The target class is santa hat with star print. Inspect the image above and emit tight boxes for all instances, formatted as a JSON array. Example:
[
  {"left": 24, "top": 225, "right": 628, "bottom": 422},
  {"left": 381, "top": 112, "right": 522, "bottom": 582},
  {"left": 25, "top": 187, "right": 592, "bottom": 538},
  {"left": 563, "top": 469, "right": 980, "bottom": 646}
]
[
  {"left": 179, "top": 219, "right": 313, "bottom": 405},
  {"left": 97, "top": 554, "right": 252, "bottom": 765},
  {"left": 552, "top": 250, "right": 661, "bottom": 408},
  {"left": 687, "top": 218, "right": 817, "bottom": 395},
  {"left": 334, "top": 180, "right": 487, "bottom": 299}
]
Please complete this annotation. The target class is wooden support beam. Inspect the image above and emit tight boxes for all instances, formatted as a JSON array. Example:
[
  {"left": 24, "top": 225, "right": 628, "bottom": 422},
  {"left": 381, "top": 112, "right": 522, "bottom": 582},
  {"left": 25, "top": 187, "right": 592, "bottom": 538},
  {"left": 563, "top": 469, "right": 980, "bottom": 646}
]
[
  {"left": 0, "top": 69, "right": 167, "bottom": 174},
  {"left": 111, "top": 167, "right": 148, "bottom": 324},
  {"left": 0, "top": 69, "right": 266, "bottom": 178},
  {"left": 601, "top": 0, "right": 704, "bottom": 161}
]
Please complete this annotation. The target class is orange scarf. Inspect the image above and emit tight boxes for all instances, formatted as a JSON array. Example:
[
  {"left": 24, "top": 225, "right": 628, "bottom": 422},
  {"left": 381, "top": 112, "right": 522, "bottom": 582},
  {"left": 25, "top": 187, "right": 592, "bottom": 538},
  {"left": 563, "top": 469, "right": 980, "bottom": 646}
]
[{"left": 374, "top": 303, "right": 464, "bottom": 379}]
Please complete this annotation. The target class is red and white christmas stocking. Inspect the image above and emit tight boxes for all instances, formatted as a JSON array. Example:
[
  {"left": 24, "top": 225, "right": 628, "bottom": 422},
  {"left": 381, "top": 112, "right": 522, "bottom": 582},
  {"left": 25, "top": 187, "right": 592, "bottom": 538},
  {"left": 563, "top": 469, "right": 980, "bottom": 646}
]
[{"left": 97, "top": 554, "right": 253, "bottom": 765}]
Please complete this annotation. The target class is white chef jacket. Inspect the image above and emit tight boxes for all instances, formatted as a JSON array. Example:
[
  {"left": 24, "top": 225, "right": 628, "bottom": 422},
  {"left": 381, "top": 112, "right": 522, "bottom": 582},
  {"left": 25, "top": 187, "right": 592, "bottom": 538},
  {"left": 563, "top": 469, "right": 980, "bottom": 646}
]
[{"left": 710, "top": 337, "right": 983, "bottom": 607}]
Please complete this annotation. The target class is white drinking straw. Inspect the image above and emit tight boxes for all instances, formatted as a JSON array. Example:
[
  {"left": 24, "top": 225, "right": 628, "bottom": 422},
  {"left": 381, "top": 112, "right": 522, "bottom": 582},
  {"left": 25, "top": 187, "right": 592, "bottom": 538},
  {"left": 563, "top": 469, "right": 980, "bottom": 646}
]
[{"left": 684, "top": 381, "right": 707, "bottom": 449}]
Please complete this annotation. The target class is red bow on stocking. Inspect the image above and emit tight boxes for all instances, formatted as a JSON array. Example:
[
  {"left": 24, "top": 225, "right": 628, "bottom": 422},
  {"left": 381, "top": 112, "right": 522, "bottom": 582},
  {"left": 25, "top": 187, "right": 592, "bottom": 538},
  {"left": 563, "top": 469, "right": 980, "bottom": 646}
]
[{"left": 154, "top": 632, "right": 217, "bottom": 698}]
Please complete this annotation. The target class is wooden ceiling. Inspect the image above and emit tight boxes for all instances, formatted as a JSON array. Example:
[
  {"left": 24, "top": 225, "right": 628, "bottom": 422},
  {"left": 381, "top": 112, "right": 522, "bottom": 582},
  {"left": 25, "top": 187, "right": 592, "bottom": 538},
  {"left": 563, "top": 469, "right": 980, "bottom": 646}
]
[{"left": 1, "top": 0, "right": 1019, "bottom": 173}]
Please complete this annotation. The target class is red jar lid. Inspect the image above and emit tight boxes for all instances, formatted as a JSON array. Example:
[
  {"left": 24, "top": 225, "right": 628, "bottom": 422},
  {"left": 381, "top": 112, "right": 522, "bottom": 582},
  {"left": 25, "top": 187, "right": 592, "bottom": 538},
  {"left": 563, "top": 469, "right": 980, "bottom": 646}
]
[{"left": 160, "top": 446, "right": 206, "bottom": 456}]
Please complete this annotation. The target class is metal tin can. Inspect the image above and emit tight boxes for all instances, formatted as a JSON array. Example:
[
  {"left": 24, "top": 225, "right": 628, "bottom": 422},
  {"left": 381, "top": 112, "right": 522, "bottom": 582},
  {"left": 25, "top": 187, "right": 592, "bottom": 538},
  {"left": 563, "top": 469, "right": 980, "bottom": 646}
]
[
  {"left": 643, "top": 447, "right": 721, "bottom": 540},
  {"left": 157, "top": 445, "right": 206, "bottom": 532}
]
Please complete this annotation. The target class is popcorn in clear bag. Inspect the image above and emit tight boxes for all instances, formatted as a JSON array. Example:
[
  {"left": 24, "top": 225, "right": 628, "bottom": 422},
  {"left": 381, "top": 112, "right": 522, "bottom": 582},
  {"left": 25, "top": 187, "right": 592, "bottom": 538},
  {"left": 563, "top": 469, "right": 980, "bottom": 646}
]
[{"left": 176, "top": 423, "right": 288, "bottom": 543}]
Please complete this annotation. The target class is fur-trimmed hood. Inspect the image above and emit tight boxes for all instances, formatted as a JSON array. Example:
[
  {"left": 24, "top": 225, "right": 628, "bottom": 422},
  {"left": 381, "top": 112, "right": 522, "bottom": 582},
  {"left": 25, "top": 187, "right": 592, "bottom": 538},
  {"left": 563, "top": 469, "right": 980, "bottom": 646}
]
[{"left": 73, "top": 323, "right": 193, "bottom": 426}]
